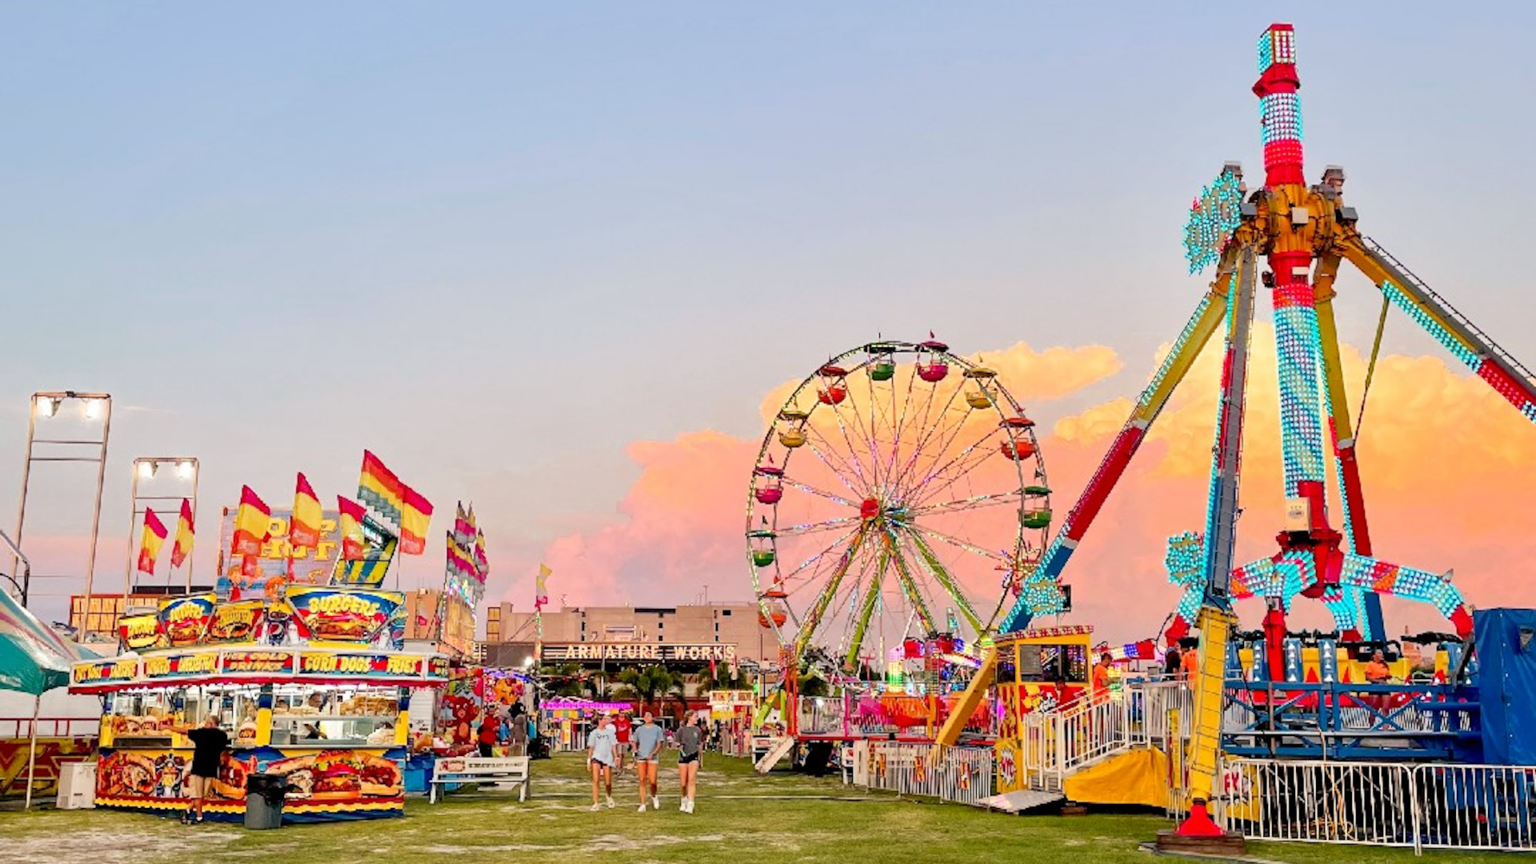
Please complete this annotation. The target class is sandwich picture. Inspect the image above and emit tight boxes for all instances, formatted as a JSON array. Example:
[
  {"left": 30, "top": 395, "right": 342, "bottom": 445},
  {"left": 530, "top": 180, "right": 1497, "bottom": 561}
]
[
  {"left": 99, "top": 752, "right": 156, "bottom": 798},
  {"left": 358, "top": 753, "right": 403, "bottom": 797},
  {"left": 309, "top": 751, "right": 362, "bottom": 799},
  {"left": 309, "top": 611, "right": 375, "bottom": 641}
]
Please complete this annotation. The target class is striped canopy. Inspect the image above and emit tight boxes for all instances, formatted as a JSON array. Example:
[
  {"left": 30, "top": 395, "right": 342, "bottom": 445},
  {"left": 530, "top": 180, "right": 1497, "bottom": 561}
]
[{"left": 0, "top": 588, "right": 95, "bottom": 695}]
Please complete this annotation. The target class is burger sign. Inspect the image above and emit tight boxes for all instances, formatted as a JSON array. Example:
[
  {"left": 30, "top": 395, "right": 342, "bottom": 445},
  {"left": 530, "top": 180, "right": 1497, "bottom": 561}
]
[{"left": 285, "top": 586, "right": 402, "bottom": 645}]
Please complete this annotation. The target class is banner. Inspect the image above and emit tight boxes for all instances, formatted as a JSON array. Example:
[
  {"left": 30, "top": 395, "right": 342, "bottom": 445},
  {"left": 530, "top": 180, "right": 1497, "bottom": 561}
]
[
  {"left": 142, "top": 650, "right": 220, "bottom": 681},
  {"left": 70, "top": 657, "right": 139, "bottom": 686},
  {"left": 221, "top": 650, "right": 298, "bottom": 676},
  {"left": 157, "top": 594, "right": 216, "bottom": 649},
  {"left": 286, "top": 586, "right": 403, "bottom": 645},
  {"left": 219, "top": 507, "right": 343, "bottom": 595},
  {"left": 118, "top": 613, "right": 168, "bottom": 652},
  {"left": 207, "top": 600, "right": 267, "bottom": 645},
  {"left": 298, "top": 651, "right": 426, "bottom": 679}
]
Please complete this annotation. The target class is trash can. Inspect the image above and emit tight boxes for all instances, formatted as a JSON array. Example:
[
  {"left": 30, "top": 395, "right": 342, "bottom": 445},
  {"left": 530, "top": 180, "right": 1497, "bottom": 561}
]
[{"left": 244, "top": 773, "right": 288, "bottom": 829}]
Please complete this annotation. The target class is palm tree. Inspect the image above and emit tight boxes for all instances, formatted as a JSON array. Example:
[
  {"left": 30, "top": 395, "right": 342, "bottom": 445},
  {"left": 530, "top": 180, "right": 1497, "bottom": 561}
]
[
  {"left": 540, "top": 663, "right": 587, "bottom": 697},
  {"left": 615, "top": 666, "right": 677, "bottom": 711}
]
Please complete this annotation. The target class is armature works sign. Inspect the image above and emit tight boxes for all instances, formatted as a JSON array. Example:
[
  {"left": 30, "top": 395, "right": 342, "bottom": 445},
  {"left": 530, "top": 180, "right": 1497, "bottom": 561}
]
[{"left": 539, "top": 642, "right": 737, "bottom": 663}]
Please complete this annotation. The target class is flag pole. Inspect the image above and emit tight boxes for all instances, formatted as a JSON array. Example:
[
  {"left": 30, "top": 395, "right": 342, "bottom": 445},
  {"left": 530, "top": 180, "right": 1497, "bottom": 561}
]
[{"left": 24, "top": 693, "right": 40, "bottom": 810}]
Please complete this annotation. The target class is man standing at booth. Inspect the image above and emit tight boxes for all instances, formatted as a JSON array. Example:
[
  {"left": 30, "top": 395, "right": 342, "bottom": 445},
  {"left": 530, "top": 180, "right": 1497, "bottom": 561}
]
[{"left": 173, "top": 716, "right": 229, "bottom": 824}]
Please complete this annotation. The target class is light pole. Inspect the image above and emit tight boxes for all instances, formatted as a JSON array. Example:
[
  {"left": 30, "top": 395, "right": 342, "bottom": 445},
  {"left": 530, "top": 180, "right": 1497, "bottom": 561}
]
[
  {"left": 14, "top": 392, "right": 111, "bottom": 616},
  {"left": 123, "top": 457, "right": 200, "bottom": 600}
]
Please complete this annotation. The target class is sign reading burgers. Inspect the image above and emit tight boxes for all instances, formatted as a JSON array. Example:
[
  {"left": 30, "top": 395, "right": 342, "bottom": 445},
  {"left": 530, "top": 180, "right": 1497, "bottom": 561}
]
[
  {"left": 286, "top": 586, "right": 402, "bottom": 645},
  {"left": 157, "top": 594, "right": 216, "bottom": 648}
]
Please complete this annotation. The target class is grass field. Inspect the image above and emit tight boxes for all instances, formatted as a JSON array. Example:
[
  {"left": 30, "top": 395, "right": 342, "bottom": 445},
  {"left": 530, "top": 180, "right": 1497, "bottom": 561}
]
[{"left": 0, "top": 753, "right": 1508, "bottom": 863}]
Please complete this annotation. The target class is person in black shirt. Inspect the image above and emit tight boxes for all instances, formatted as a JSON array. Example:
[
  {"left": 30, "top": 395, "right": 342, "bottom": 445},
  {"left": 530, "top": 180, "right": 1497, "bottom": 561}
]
[
  {"left": 178, "top": 717, "right": 229, "bottom": 823},
  {"left": 1163, "top": 638, "right": 1182, "bottom": 681}
]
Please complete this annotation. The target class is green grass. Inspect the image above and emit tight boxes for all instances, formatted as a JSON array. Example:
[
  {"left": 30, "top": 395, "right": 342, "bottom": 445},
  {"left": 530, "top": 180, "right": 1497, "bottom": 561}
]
[{"left": 0, "top": 754, "right": 1508, "bottom": 863}]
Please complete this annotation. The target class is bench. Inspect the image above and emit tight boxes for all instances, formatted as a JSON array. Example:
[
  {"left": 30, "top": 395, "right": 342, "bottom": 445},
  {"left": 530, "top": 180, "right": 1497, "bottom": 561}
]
[{"left": 429, "top": 755, "right": 530, "bottom": 803}]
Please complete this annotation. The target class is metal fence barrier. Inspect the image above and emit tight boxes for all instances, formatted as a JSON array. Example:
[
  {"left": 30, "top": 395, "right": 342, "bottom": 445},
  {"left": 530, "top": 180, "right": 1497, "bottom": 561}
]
[
  {"left": 851, "top": 741, "right": 994, "bottom": 807},
  {"left": 1199, "top": 757, "right": 1536, "bottom": 855}
]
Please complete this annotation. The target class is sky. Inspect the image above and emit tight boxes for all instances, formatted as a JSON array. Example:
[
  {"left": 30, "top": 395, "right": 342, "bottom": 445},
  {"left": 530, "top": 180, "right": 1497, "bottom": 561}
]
[{"left": 2, "top": 3, "right": 1534, "bottom": 644}]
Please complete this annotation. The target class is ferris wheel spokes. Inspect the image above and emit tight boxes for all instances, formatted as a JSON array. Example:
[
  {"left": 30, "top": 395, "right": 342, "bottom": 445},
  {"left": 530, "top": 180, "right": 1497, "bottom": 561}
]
[
  {"left": 902, "top": 527, "right": 985, "bottom": 634},
  {"left": 844, "top": 542, "right": 893, "bottom": 669},
  {"left": 909, "top": 490, "right": 1025, "bottom": 518},
  {"left": 793, "top": 528, "right": 870, "bottom": 656}
]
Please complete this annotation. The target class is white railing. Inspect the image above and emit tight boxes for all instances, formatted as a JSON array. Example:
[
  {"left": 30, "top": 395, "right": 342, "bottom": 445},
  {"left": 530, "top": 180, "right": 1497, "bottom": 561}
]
[
  {"left": 0, "top": 718, "right": 100, "bottom": 739},
  {"left": 854, "top": 740, "right": 994, "bottom": 806},
  {"left": 1181, "top": 756, "right": 1536, "bottom": 856}
]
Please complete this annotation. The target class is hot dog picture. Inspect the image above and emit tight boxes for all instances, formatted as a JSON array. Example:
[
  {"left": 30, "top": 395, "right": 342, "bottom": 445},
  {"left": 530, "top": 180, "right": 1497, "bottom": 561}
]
[
  {"left": 209, "top": 754, "right": 256, "bottom": 800},
  {"left": 358, "top": 753, "right": 403, "bottom": 797}
]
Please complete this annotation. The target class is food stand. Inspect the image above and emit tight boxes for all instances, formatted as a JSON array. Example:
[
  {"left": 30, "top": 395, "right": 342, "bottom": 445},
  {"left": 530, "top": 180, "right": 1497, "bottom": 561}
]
[{"left": 68, "top": 587, "right": 448, "bottom": 822}]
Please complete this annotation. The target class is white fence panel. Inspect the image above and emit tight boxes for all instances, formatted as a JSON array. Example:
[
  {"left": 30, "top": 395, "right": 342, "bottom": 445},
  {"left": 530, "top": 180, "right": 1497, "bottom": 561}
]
[
  {"left": 858, "top": 742, "right": 994, "bottom": 807},
  {"left": 1414, "top": 763, "right": 1536, "bottom": 853}
]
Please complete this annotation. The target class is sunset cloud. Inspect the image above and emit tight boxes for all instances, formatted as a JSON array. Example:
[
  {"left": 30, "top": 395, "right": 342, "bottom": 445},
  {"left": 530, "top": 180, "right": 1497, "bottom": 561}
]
[{"left": 504, "top": 333, "right": 1536, "bottom": 646}]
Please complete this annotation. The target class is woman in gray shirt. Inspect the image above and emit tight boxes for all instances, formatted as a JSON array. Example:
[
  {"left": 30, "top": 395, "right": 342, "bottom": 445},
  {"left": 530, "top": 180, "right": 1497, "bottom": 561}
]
[{"left": 675, "top": 712, "right": 703, "bottom": 813}]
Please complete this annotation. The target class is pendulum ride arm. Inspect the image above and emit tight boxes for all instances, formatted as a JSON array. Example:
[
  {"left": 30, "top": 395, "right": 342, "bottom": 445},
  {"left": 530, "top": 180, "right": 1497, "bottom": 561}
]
[
  {"left": 793, "top": 528, "right": 868, "bottom": 658},
  {"left": 1338, "top": 235, "right": 1536, "bottom": 423},
  {"left": 1311, "top": 250, "right": 1384, "bottom": 640},
  {"left": 999, "top": 246, "right": 1242, "bottom": 633},
  {"left": 844, "top": 542, "right": 891, "bottom": 670},
  {"left": 1180, "top": 244, "right": 1256, "bottom": 819}
]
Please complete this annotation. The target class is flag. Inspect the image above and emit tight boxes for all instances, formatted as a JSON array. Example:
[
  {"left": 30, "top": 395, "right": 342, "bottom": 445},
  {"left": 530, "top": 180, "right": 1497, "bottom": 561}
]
[
  {"left": 474, "top": 530, "right": 489, "bottom": 582},
  {"left": 241, "top": 553, "right": 260, "bottom": 578},
  {"left": 171, "top": 498, "right": 194, "bottom": 569},
  {"left": 337, "top": 495, "right": 367, "bottom": 561},
  {"left": 445, "top": 531, "right": 475, "bottom": 579},
  {"left": 136, "top": 508, "right": 169, "bottom": 575},
  {"left": 290, "top": 472, "right": 323, "bottom": 549},
  {"left": 454, "top": 503, "right": 475, "bottom": 549},
  {"left": 535, "top": 563, "right": 551, "bottom": 609},
  {"left": 232, "top": 486, "right": 271, "bottom": 557},
  {"left": 399, "top": 485, "right": 434, "bottom": 555},
  {"left": 357, "top": 450, "right": 404, "bottom": 523}
]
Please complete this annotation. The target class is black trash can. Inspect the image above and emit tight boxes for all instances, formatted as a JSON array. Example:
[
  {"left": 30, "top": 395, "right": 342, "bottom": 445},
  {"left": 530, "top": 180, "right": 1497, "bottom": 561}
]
[{"left": 245, "top": 773, "right": 288, "bottom": 830}]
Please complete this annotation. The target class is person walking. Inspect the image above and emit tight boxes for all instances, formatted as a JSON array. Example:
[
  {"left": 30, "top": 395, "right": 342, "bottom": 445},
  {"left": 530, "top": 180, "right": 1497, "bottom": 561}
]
[
  {"left": 174, "top": 716, "right": 228, "bottom": 824},
  {"left": 632, "top": 711, "right": 664, "bottom": 812},
  {"left": 613, "top": 711, "right": 632, "bottom": 776},
  {"left": 587, "top": 713, "right": 618, "bottom": 811},
  {"left": 675, "top": 712, "right": 703, "bottom": 813}
]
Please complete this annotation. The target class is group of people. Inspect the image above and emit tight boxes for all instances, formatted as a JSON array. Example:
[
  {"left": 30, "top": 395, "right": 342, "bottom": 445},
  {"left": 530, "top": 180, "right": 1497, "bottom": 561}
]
[
  {"left": 585, "top": 710, "right": 703, "bottom": 813},
  {"left": 478, "top": 702, "right": 537, "bottom": 757}
]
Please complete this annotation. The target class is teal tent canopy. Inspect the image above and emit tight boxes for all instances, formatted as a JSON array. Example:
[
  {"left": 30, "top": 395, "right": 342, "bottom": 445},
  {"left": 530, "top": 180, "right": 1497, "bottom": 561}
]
[{"left": 0, "top": 586, "right": 95, "bottom": 696}]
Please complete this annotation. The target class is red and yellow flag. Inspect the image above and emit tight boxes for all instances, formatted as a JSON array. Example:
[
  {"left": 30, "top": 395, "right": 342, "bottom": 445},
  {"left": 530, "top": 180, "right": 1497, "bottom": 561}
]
[
  {"left": 337, "top": 495, "right": 367, "bottom": 561},
  {"left": 232, "top": 486, "right": 271, "bottom": 557},
  {"left": 399, "top": 485, "right": 434, "bottom": 556},
  {"left": 358, "top": 450, "right": 405, "bottom": 523},
  {"left": 170, "top": 498, "right": 194, "bottom": 569},
  {"left": 290, "top": 472, "right": 322, "bottom": 549},
  {"left": 136, "top": 508, "right": 169, "bottom": 575}
]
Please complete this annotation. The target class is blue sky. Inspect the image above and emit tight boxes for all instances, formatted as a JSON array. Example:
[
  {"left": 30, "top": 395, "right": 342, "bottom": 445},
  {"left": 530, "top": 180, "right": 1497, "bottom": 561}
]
[{"left": 3, "top": 3, "right": 1534, "bottom": 623}]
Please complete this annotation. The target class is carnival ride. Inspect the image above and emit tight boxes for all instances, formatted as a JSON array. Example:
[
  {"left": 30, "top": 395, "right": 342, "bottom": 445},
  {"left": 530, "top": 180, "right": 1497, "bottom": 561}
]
[
  {"left": 999, "top": 23, "right": 1534, "bottom": 657},
  {"left": 747, "top": 339, "right": 1051, "bottom": 673},
  {"left": 925, "top": 22, "right": 1536, "bottom": 830}
]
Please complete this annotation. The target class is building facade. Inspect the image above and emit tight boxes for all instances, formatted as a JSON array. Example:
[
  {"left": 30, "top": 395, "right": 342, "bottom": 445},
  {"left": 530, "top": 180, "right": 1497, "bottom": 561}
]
[{"left": 486, "top": 601, "right": 779, "bottom": 667}]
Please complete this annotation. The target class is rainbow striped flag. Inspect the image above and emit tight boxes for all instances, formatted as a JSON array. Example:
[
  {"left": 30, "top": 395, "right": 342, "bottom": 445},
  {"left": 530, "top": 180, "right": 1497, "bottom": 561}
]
[{"left": 357, "top": 450, "right": 405, "bottom": 523}]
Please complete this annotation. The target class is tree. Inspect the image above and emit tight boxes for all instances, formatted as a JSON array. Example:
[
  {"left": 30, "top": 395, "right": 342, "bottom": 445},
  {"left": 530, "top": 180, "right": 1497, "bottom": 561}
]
[
  {"left": 615, "top": 666, "right": 678, "bottom": 710},
  {"left": 540, "top": 663, "right": 587, "bottom": 697}
]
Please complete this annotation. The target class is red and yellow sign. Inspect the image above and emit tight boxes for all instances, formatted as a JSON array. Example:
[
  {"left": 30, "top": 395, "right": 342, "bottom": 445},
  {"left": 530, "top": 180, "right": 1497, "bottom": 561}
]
[
  {"left": 71, "top": 657, "right": 139, "bottom": 686},
  {"left": 157, "top": 594, "right": 216, "bottom": 648},
  {"left": 299, "top": 652, "right": 423, "bottom": 679},
  {"left": 207, "top": 600, "right": 265, "bottom": 644},
  {"left": 287, "top": 586, "right": 401, "bottom": 644},
  {"left": 143, "top": 650, "right": 219, "bottom": 680},
  {"left": 220, "top": 650, "right": 297, "bottom": 675},
  {"left": 118, "top": 613, "right": 168, "bottom": 652}
]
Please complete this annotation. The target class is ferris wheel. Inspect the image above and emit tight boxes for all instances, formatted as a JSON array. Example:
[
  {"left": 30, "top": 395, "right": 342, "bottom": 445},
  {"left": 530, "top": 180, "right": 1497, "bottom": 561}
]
[{"left": 747, "top": 338, "right": 1051, "bottom": 671}]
